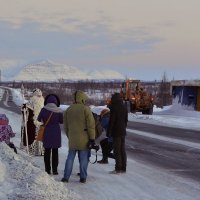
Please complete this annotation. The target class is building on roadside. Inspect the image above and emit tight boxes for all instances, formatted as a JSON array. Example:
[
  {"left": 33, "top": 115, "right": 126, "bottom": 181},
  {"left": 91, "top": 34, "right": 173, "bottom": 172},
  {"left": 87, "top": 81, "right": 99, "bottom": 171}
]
[{"left": 170, "top": 80, "right": 200, "bottom": 111}]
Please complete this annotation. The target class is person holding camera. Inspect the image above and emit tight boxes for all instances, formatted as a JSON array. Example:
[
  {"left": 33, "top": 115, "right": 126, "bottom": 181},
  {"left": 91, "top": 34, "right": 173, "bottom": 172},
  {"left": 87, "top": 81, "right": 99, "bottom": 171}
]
[{"left": 61, "top": 90, "right": 95, "bottom": 183}]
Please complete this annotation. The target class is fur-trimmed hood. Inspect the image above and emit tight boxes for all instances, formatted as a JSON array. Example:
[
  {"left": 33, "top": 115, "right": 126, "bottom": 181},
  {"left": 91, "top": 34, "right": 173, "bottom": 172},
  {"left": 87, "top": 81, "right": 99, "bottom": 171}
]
[{"left": 44, "top": 103, "right": 62, "bottom": 113}]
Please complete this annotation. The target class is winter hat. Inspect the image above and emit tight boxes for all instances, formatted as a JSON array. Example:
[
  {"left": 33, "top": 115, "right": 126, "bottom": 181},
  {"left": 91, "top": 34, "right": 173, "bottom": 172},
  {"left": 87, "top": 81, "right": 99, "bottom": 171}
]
[
  {"left": 46, "top": 95, "right": 58, "bottom": 105},
  {"left": 44, "top": 94, "right": 60, "bottom": 106},
  {"left": 32, "top": 88, "right": 42, "bottom": 97}
]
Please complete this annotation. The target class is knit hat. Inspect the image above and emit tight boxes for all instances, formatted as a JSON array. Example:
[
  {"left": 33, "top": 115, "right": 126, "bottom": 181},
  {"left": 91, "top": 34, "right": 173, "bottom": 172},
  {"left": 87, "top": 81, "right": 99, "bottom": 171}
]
[
  {"left": 46, "top": 95, "right": 58, "bottom": 105},
  {"left": 44, "top": 94, "right": 60, "bottom": 106}
]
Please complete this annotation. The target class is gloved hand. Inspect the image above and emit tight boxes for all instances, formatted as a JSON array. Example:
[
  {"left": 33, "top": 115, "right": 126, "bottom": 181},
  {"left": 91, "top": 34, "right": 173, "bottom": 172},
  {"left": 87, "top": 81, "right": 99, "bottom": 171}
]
[
  {"left": 89, "top": 139, "right": 95, "bottom": 146},
  {"left": 88, "top": 139, "right": 95, "bottom": 149},
  {"left": 88, "top": 139, "right": 99, "bottom": 151}
]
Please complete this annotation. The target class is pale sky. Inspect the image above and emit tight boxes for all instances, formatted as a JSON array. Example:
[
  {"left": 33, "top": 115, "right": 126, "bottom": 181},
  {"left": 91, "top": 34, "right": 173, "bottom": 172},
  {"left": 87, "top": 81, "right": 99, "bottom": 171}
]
[{"left": 0, "top": 0, "right": 200, "bottom": 81}]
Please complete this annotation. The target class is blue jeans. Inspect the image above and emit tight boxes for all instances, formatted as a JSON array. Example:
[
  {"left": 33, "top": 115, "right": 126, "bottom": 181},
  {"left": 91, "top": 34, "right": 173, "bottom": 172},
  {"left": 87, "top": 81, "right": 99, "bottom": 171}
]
[{"left": 63, "top": 150, "right": 90, "bottom": 180}]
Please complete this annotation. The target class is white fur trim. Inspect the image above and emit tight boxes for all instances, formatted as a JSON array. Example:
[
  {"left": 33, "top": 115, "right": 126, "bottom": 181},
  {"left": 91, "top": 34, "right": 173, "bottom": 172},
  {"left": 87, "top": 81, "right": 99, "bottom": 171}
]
[{"left": 29, "top": 96, "right": 44, "bottom": 127}]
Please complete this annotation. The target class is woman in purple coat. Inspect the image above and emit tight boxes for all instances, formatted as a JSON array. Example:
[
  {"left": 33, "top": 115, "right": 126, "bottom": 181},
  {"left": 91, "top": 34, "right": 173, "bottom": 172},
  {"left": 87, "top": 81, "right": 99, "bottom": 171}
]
[{"left": 37, "top": 94, "right": 63, "bottom": 175}]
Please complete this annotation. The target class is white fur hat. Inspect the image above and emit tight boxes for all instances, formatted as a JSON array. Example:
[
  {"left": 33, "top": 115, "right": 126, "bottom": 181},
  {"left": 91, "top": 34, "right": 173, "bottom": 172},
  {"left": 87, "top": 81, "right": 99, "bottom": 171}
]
[{"left": 32, "top": 88, "right": 42, "bottom": 97}]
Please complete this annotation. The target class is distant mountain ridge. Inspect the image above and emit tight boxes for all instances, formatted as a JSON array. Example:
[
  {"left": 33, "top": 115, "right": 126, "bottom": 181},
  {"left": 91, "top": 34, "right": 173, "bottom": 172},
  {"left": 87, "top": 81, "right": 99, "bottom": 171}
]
[{"left": 12, "top": 60, "right": 124, "bottom": 81}]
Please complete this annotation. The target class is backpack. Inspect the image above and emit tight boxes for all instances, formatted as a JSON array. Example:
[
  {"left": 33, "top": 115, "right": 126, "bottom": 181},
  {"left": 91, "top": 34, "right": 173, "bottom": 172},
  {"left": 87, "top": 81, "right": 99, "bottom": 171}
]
[{"left": 93, "top": 113, "right": 103, "bottom": 139}]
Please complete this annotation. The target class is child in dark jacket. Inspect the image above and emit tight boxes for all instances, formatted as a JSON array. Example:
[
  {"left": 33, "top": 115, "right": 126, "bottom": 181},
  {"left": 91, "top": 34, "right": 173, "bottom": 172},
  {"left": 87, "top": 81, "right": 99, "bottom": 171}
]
[{"left": 97, "top": 109, "right": 114, "bottom": 164}]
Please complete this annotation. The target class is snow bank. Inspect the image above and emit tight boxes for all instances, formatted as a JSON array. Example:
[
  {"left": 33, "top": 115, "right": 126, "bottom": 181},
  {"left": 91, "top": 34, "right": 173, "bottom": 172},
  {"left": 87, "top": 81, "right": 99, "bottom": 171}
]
[
  {"left": 0, "top": 143, "right": 80, "bottom": 200},
  {"left": 128, "top": 101, "right": 200, "bottom": 131},
  {"left": 10, "top": 88, "right": 27, "bottom": 106}
]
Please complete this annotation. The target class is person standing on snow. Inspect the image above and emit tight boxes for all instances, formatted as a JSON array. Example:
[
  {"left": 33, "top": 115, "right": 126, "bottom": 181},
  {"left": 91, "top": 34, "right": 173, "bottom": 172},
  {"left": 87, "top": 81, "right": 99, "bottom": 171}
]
[
  {"left": 107, "top": 93, "right": 128, "bottom": 174},
  {"left": 37, "top": 94, "right": 63, "bottom": 175},
  {"left": 21, "top": 88, "right": 44, "bottom": 155},
  {"left": 97, "top": 108, "right": 115, "bottom": 164},
  {"left": 61, "top": 90, "right": 95, "bottom": 183}
]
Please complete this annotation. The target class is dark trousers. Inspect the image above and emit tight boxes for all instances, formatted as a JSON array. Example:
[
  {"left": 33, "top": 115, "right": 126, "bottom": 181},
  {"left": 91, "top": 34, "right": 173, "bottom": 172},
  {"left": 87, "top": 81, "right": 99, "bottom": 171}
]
[
  {"left": 113, "top": 137, "right": 127, "bottom": 171},
  {"left": 44, "top": 148, "right": 58, "bottom": 173},
  {"left": 100, "top": 138, "right": 114, "bottom": 159}
]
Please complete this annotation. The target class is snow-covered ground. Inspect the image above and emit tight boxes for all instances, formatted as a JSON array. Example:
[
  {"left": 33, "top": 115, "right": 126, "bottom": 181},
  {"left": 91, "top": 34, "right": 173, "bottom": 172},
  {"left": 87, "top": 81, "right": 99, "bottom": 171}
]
[
  {"left": 129, "top": 103, "right": 200, "bottom": 131},
  {"left": 1, "top": 88, "right": 200, "bottom": 200}
]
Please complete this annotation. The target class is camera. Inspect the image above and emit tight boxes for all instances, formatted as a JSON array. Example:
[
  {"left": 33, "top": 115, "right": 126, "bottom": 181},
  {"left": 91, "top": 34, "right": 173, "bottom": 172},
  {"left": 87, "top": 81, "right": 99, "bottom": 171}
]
[{"left": 88, "top": 143, "right": 100, "bottom": 151}]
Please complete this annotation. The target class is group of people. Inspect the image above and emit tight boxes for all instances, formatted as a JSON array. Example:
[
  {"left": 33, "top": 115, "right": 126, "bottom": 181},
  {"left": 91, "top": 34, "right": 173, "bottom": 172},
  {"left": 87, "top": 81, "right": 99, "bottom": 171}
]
[{"left": 21, "top": 88, "right": 128, "bottom": 183}]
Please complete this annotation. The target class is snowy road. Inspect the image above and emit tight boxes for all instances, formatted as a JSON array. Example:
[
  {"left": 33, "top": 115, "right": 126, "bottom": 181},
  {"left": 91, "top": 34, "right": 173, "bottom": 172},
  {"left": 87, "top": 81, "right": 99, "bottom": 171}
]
[
  {"left": 126, "top": 121, "right": 200, "bottom": 182},
  {"left": 1, "top": 88, "right": 200, "bottom": 199},
  {"left": 0, "top": 87, "right": 21, "bottom": 114},
  {"left": 1, "top": 85, "right": 200, "bottom": 183}
]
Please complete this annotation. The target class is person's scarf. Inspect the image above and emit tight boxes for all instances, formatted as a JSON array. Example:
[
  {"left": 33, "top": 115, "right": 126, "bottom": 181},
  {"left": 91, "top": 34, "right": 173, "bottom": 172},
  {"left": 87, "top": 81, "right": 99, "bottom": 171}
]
[{"left": 44, "top": 103, "right": 63, "bottom": 113}]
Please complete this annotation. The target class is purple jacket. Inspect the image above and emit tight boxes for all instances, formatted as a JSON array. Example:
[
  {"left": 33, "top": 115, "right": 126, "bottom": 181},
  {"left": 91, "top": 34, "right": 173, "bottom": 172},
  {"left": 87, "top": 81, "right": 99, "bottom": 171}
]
[{"left": 38, "top": 108, "right": 63, "bottom": 148}]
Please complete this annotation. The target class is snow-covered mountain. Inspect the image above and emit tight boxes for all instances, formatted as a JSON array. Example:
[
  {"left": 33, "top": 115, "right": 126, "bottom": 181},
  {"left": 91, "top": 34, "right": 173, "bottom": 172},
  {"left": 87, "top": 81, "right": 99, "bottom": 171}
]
[
  {"left": 86, "top": 69, "right": 125, "bottom": 80},
  {"left": 12, "top": 60, "right": 124, "bottom": 81}
]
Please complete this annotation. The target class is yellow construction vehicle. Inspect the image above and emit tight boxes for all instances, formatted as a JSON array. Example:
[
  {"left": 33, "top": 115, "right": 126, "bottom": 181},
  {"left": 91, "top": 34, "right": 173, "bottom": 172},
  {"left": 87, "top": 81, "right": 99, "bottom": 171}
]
[{"left": 120, "top": 79, "right": 154, "bottom": 114}]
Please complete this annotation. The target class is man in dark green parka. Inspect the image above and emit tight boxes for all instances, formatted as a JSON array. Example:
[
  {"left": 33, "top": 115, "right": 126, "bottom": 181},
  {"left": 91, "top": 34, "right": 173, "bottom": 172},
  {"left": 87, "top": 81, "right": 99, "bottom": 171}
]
[{"left": 61, "top": 90, "right": 95, "bottom": 183}]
